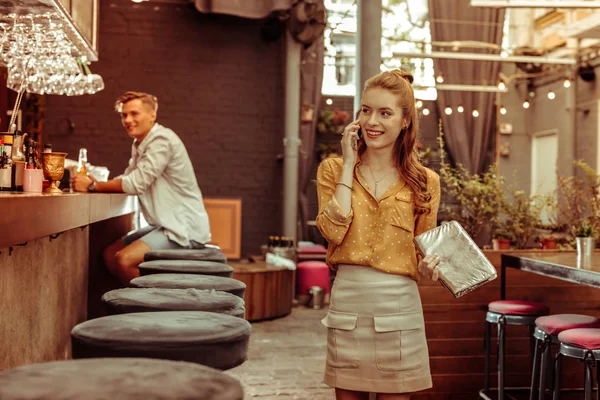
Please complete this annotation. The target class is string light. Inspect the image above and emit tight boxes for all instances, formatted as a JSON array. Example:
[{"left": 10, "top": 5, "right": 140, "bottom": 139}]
[
  {"left": 548, "top": 91, "right": 556, "bottom": 100},
  {"left": 326, "top": 98, "right": 333, "bottom": 105},
  {"left": 498, "top": 81, "right": 506, "bottom": 91},
  {"left": 472, "top": 110, "right": 479, "bottom": 117},
  {"left": 500, "top": 106, "right": 507, "bottom": 115},
  {"left": 444, "top": 106, "right": 452, "bottom": 115},
  {"left": 422, "top": 108, "right": 430, "bottom": 115},
  {"left": 523, "top": 100, "right": 530, "bottom": 109},
  {"left": 416, "top": 100, "right": 423, "bottom": 108},
  {"left": 528, "top": 90, "right": 535, "bottom": 98},
  {"left": 436, "top": 75, "right": 444, "bottom": 83},
  {"left": 457, "top": 105, "right": 464, "bottom": 113},
  {"left": 563, "top": 79, "right": 571, "bottom": 88}
]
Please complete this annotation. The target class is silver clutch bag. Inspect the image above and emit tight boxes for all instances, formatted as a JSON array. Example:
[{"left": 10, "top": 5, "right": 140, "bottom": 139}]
[{"left": 413, "top": 220, "right": 497, "bottom": 298}]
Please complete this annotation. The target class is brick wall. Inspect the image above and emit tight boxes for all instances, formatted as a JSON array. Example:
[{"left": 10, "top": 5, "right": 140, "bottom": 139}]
[{"left": 42, "top": 0, "right": 285, "bottom": 257}]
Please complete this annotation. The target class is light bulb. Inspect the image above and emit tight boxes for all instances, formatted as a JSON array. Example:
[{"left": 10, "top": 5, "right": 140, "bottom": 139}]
[
  {"left": 436, "top": 75, "right": 444, "bottom": 83},
  {"left": 548, "top": 91, "right": 555, "bottom": 100},
  {"left": 500, "top": 106, "right": 507, "bottom": 115},
  {"left": 498, "top": 81, "right": 506, "bottom": 91},
  {"left": 563, "top": 79, "right": 571, "bottom": 88},
  {"left": 416, "top": 100, "right": 423, "bottom": 108},
  {"left": 326, "top": 98, "right": 333, "bottom": 105},
  {"left": 472, "top": 110, "right": 479, "bottom": 117},
  {"left": 444, "top": 107, "right": 452, "bottom": 115},
  {"left": 422, "top": 108, "right": 430, "bottom": 116},
  {"left": 523, "top": 100, "right": 530, "bottom": 109},
  {"left": 457, "top": 105, "right": 464, "bottom": 113}
]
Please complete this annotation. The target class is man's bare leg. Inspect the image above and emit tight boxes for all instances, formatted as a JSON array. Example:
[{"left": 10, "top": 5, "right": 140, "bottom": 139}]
[
  {"left": 103, "top": 239, "right": 125, "bottom": 278},
  {"left": 113, "top": 240, "right": 152, "bottom": 286}
]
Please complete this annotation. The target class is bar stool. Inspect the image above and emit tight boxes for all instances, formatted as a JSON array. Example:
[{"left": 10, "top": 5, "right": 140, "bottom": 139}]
[
  {"left": 0, "top": 358, "right": 244, "bottom": 399},
  {"left": 530, "top": 314, "right": 600, "bottom": 400},
  {"left": 144, "top": 248, "right": 227, "bottom": 264},
  {"left": 130, "top": 273, "right": 246, "bottom": 299},
  {"left": 102, "top": 287, "right": 246, "bottom": 318},
  {"left": 554, "top": 328, "right": 600, "bottom": 400},
  {"left": 480, "top": 300, "right": 550, "bottom": 400},
  {"left": 138, "top": 260, "right": 234, "bottom": 277},
  {"left": 71, "top": 311, "right": 252, "bottom": 370}
]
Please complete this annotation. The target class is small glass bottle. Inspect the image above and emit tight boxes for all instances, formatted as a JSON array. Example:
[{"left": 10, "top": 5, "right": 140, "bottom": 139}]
[{"left": 77, "top": 148, "right": 88, "bottom": 176}]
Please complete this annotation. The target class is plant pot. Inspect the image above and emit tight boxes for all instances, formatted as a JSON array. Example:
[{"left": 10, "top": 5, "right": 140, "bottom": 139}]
[
  {"left": 540, "top": 237, "right": 557, "bottom": 250},
  {"left": 492, "top": 238, "right": 511, "bottom": 250},
  {"left": 576, "top": 237, "right": 595, "bottom": 257}
]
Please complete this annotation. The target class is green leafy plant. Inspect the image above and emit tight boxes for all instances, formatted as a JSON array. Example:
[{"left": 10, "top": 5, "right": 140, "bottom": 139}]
[
  {"left": 316, "top": 109, "right": 351, "bottom": 135},
  {"left": 438, "top": 122, "right": 504, "bottom": 240},
  {"left": 495, "top": 184, "right": 545, "bottom": 249}
]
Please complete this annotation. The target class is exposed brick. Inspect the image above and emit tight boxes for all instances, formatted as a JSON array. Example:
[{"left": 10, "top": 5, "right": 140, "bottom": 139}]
[{"left": 43, "top": 0, "right": 285, "bottom": 256}]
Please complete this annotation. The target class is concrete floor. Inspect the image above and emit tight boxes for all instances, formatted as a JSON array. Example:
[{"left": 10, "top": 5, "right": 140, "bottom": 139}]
[{"left": 227, "top": 306, "right": 333, "bottom": 400}]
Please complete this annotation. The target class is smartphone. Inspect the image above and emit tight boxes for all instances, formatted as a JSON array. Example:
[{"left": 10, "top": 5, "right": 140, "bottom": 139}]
[{"left": 357, "top": 128, "right": 362, "bottom": 140}]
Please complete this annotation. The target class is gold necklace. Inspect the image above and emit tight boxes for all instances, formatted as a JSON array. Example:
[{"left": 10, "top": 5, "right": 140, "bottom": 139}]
[{"left": 366, "top": 164, "right": 395, "bottom": 194}]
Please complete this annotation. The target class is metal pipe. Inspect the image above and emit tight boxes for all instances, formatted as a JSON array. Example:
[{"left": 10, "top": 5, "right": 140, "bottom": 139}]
[
  {"left": 471, "top": 0, "right": 600, "bottom": 7},
  {"left": 282, "top": 30, "right": 302, "bottom": 239},
  {"left": 354, "top": 0, "right": 382, "bottom": 114},
  {"left": 392, "top": 50, "right": 576, "bottom": 65}
]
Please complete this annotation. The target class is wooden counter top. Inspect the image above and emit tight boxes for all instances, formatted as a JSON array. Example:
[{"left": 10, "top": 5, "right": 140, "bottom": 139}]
[{"left": 0, "top": 193, "right": 136, "bottom": 248}]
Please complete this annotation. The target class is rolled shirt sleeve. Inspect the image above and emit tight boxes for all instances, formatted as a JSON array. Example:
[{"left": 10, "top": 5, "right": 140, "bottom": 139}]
[
  {"left": 121, "top": 136, "right": 171, "bottom": 195},
  {"left": 316, "top": 159, "right": 353, "bottom": 246}
]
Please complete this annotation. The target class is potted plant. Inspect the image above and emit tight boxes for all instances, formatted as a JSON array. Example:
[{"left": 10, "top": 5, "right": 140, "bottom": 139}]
[{"left": 316, "top": 109, "right": 351, "bottom": 135}]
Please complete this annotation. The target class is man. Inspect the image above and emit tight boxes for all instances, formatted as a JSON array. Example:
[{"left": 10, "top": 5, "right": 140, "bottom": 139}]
[{"left": 72, "top": 91, "right": 211, "bottom": 285}]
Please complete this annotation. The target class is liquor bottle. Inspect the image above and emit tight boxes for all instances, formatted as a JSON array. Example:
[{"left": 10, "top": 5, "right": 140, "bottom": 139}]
[
  {"left": 77, "top": 148, "right": 88, "bottom": 176},
  {"left": 0, "top": 139, "right": 12, "bottom": 191}
]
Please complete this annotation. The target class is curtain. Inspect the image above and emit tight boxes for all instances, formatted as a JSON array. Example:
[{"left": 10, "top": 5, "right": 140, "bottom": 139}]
[
  {"left": 428, "top": 0, "right": 505, "bottom": 174},
  {"left": 297, "top": 37, "right": 324, "bottom": 241},
  {"left": 193, "top": 0, "right": 294, "bottom": 19}
]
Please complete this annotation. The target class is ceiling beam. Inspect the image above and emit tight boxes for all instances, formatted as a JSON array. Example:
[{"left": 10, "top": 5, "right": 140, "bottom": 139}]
[
  {"left": 413, "top": 84, "right": 508, "bottom": 93},
  {"left": 392, "top": 50, "right": 576, "bottom": 65}
]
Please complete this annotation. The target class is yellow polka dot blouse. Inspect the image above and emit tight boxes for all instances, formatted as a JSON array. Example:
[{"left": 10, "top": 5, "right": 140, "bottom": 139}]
[{"left": 316, "top": 157, "right": 440, "bottom": 281}]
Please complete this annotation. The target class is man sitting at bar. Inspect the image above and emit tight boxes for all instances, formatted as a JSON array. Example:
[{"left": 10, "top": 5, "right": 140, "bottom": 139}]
[{"left": 72, "top": 91, "right": 211, "bottom": 286}]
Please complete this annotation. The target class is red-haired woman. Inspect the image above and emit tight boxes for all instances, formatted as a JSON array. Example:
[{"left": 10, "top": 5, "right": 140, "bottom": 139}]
[{"left": 316, "top": 69, "right": 441, "bottom": 400}]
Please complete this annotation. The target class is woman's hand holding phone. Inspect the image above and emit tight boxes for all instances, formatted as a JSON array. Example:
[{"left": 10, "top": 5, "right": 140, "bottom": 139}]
[{"left": 341, "top": 119, "right": 361, "bottom": 167}]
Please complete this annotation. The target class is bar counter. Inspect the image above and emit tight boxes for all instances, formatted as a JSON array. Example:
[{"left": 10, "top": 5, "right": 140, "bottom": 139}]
[{"left": 0, "top": 192, "right": 136, "bottom": 371}]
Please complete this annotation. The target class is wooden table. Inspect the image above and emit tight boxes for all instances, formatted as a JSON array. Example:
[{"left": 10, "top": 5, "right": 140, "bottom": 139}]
[
  {"left": 501, "top": 251, "right": 600, "bottom": 299},
  {"left": 229, "top": 258, "right": 294, "bottom": 322}
]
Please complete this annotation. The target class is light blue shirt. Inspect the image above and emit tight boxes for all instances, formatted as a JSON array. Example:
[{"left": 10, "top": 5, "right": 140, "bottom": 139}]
[{"left": 121, "top": 123, "right": 211, "bottom": 246}]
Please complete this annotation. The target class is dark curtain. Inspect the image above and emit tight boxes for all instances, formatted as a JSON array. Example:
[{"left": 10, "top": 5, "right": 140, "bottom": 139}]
[
  {"left": 428, "top": 0, "right": 505, "bottom": 174},
  {"left": 298, "top": 38, "right": 324, "bottom": 241}
]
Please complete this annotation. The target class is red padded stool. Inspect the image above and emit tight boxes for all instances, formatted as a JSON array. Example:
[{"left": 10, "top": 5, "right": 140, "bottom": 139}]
[
  {"left": 480, "top": 300, "right": 549, "bottom": 400},
  {"left": 554, "top": 328, "right": 600, "bottom": 400},
  {"left": 296, "top": 261, "right": 330, "bottom": 302},
  {"left": 530, "top": 315, "right": 600, "bottom": 400}
]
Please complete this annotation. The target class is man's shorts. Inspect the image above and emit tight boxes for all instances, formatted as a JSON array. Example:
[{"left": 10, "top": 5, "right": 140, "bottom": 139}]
[{"left": 121, "top": 226, "right": 205, "bottom": 250}]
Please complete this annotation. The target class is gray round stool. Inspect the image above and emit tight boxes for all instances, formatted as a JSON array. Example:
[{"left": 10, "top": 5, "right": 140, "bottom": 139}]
[
  {"left": 144, "top": 248, "right": 227, "bottom": 263},
  {"left": 0, "top": 358, "right": 244, "bottom": 399},
  {"left": 139, "top": 260, "right": 233, "bottom": 277},
  {"left": 102, "top": 288, "right": 245, "bottom": 318},
  {"left": 130, "top": 273, "right": 246, "bottom": 299},
  {"left": 71, "top": 311, "right": 251, "bottom": 370}
]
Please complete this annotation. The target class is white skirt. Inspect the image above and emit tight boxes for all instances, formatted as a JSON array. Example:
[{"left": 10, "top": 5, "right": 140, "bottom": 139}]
[{"left": 321, "top": 264, "right": 432, "bottom": 394}]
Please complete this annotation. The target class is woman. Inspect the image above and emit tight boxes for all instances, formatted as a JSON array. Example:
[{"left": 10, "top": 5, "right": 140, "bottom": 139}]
[{"left": 316, "top": 69, "right": 441, "bottom": 400}]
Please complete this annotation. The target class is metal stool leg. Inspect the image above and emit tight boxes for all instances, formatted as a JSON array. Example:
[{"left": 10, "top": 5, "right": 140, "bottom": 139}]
[
  {"left": 539, "top": 340, "right": 551, "bottom": 400},
  {"left": 484, "top": 320, "right": 491, "bottom": 392},
  {"left": 530, "top": 338, "right": 543, "bottom": 400},
  {"left": 498, "top": 320, "right": 506, "bottom": 400},
  {"left": 552, "top": 353, "right": 562, "bottom": 400},
  {"left": 585, "top": 360, "right": 594, "bottom": 400},
  {"left": 596, "top": 361, "right": 600, "bottom": 400}
]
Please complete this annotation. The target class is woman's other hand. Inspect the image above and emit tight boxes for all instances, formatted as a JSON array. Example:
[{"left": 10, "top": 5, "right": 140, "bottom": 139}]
[
  {"left": 341, "top": 119, "right": 360, "bottom": 167},
  {"left": 418, "top": 254, "right": 441, "bottom": 281}
]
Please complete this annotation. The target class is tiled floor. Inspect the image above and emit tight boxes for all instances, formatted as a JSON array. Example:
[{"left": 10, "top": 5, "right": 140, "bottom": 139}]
[{"left": 227, "top": 306, "right": 334, "bottom": 400}]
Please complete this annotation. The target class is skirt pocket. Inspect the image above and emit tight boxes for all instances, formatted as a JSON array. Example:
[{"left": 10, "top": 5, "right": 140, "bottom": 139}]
[
  {"left": 321, "top": 310, "right": 359, "bottom": 369},
  {"left": 374, "top": 312, "right": 424, "bottom": 371}
]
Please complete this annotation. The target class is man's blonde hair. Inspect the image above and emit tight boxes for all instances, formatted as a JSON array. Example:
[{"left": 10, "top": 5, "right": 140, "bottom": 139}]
[{"left": 115, "top": 91, "right": 158, "bottom": 113}]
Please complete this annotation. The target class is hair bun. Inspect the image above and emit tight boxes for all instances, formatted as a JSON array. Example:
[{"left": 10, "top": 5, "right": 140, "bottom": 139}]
[{"left": 392, "top": 69, "right": 414, "bottom": 84}]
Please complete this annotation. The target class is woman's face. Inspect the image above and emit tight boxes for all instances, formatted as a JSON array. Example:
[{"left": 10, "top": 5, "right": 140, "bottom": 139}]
[{"left": 359, "top": 87, "right": 406, "bottom": 151}]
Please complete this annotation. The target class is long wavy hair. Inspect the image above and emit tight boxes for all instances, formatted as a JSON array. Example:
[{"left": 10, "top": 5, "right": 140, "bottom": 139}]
[{"left": 358, "top": 69, "right": 431, "bottom": 213}]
